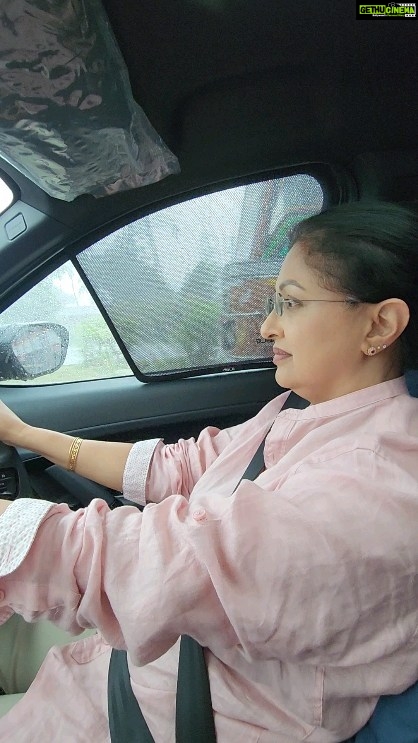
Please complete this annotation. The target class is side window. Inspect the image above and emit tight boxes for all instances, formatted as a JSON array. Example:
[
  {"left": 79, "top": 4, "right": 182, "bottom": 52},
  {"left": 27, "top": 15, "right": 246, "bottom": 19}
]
[
  {"left": 0, "top": 262, "right": 131, "bottom": 384},
  {"left": 0, "top": 173, "right": 323, "bottom": 385},
  {"left": 77, "top": 174, "right": 323, "bottom": 379}
]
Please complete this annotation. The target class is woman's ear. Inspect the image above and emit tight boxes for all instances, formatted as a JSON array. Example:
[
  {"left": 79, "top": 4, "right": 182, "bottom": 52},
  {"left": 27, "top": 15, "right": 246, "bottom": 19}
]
[{"left": 362, "top": 298, "right": 410, "bottom": 353}]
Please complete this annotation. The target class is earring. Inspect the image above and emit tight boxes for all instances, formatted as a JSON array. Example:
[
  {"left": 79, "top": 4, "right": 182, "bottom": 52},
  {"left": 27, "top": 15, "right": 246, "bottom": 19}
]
[{"left": 367, "top": 346, "right": 377, "bottom": 356}]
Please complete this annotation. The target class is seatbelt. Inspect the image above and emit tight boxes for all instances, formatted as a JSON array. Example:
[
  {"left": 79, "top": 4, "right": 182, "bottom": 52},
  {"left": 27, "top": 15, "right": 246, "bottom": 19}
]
[
  {"left": 108, "top": 391, "right": 308, "bottom": 742},
  {"left": 108, "top": 648, "right": 154, "bottom": 742},
  {"left": 175, "top": 635, "right": 217, "bottom": 742}
]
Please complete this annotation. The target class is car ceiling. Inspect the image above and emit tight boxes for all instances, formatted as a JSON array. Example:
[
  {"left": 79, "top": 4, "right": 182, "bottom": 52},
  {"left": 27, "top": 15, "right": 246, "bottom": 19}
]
[
  {"left": 103, "top": 1, "right": 417, "bottom": 173},
  {"left": 0, "top": 0, "right": 417, "bottom": 308}
]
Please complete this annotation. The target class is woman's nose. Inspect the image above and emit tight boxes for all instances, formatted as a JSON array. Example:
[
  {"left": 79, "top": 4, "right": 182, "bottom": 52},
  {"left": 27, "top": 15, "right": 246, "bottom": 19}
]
[{"left": 260, "top": 311, "right": 283, "bottom": 340}]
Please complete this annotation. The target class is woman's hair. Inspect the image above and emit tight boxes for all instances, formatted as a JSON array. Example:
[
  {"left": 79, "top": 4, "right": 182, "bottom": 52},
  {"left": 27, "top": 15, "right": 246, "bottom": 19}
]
[{"left": 289, "top": 201, "right": 418, "bottom": 369}]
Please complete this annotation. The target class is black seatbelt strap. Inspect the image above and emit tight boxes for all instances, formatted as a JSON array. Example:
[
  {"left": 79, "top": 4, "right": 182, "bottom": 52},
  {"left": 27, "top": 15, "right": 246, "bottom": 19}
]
[
  {"left": 108, "top": 648, "right": 154, "bottom": 742},
  {"left": 108, "top": 391, "right": 308, "bottom": 742},
  {"left": 175, "top": 635, "right": 217, "bottom": 742}
]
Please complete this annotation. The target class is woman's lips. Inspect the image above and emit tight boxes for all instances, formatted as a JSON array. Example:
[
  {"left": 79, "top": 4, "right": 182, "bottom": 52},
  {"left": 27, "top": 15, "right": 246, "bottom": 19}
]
[{"left": 272, "top": 347, "right": 292, "bottom": 364}]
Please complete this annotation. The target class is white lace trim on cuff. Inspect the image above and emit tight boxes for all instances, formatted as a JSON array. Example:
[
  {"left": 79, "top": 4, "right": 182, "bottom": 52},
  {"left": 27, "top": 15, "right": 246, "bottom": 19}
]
[
  {"left": 0, "top": 499, "right": 55, "bottom": 577},
  {"left": 122, "top": 439, "right": 161, "bottom": 506}
]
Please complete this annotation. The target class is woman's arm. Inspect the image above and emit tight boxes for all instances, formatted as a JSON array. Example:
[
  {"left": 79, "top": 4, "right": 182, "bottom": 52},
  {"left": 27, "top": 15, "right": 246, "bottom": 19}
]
[{"left": 0, "top": 400, "right": 133, "bottom": 492}]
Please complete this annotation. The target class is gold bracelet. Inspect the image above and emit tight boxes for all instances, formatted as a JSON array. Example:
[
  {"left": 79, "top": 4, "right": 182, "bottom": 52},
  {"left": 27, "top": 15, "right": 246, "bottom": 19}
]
[{"left": 68, "top": 437, "right": 83, "bottom": 471}]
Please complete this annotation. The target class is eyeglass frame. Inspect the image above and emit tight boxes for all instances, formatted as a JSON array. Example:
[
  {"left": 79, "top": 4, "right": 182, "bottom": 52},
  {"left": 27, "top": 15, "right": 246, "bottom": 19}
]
[{"left": 264, "top": 294, "right": 361, "bottom": 318}]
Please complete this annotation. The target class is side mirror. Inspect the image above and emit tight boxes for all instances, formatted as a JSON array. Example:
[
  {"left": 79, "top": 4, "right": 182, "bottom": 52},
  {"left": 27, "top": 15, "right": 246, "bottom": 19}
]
[{"left": 0, "top": 323, "right": 69, "bottom": 381}]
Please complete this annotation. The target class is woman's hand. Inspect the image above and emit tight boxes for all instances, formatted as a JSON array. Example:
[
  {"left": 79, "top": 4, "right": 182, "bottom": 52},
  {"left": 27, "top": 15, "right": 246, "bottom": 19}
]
[{"left": 0, "top": 400, "right": 28, "bottom": 447}]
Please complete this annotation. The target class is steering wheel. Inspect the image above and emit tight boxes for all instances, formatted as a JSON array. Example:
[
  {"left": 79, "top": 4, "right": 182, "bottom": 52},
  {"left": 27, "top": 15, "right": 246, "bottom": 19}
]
[{"left": 0, "top": 441, "right": 34, "bottom": 500}]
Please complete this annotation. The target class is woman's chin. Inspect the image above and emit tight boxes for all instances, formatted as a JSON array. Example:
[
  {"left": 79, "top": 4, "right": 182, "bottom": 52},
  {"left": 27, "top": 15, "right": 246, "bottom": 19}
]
[{"left": 274, "top": 366, "right": 292, "bottom": 388}]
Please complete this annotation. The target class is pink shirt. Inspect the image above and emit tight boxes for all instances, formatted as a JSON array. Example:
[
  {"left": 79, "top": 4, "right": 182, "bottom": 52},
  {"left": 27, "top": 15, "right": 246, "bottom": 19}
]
[{"left": 1, "top": 377, "right": 418, "bottom": 742}]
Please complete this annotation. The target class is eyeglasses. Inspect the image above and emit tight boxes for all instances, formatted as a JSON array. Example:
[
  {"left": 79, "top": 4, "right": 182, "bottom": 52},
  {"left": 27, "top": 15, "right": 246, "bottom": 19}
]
[{"left": 264, "top": 294, "right": 360, "bottom": 317}]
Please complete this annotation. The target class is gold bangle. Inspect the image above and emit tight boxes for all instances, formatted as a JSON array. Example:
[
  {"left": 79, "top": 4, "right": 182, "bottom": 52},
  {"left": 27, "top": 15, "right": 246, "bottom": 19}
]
[{"left": 68, "top": 437, "right": 83, "bottom": 471}]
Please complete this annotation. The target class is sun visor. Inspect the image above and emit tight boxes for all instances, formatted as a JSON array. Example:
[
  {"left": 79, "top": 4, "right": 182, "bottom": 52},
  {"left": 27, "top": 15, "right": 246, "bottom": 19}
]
[{"left": 0, "top": 0, "right": 180, "bottom": 200}]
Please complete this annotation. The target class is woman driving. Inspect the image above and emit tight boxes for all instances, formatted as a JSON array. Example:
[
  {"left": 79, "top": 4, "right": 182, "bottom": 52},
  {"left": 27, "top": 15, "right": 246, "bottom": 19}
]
[{"left": 0, "top": 201, "right": 417, "bottom": 742}]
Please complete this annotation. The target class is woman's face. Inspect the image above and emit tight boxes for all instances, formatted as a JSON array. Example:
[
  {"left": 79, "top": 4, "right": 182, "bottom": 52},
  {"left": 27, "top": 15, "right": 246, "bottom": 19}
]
[{"left": 260, "top": 242, "right": 377, "bottom": 403}]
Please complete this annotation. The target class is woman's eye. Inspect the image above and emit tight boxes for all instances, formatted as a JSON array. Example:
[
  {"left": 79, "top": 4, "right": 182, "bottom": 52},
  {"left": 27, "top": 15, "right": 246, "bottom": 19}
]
[{"left": 284, "top": 298, "right": 301, "bottom": 309}]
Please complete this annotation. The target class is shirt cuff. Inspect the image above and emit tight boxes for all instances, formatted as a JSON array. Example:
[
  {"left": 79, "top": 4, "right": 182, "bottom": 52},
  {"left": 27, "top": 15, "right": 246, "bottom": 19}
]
[
  {"left": 122, "top": 439, "right": 161, "bottom": 507},
  {"left": 0, "top": 499, "right": 55, "bottom": 578}
]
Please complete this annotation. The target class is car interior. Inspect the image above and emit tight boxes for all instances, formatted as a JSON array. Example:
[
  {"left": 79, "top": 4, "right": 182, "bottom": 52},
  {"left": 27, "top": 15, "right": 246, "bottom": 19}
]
[{"left": 0, "top": 0, "right": 417, "bottom": 739}]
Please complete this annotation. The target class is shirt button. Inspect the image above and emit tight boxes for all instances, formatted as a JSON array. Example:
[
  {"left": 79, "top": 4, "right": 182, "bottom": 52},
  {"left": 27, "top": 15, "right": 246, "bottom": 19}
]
[
  {"left": 0, "top": 590, "right": 5, "bottom": 602},
  {"left": 192, "top": 508, "right": 207, "bottom": 522}
]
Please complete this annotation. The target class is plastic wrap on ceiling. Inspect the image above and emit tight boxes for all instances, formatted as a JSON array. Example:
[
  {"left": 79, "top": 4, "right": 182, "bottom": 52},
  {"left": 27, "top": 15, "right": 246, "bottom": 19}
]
[{"left": 0, "top": 0, "right": 180, "bottom": 200}]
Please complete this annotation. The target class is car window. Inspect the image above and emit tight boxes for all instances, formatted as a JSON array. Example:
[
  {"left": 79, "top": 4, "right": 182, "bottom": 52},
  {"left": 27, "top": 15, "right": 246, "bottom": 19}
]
[
  {"left": 77, "top": 174, "right": 323, "bottom": 380},
  {"left": 0, "top": 173, "right": 323, "bottom": 385},
  {"left": 0, "top": 263, "right": 132, "bottom": 384}
]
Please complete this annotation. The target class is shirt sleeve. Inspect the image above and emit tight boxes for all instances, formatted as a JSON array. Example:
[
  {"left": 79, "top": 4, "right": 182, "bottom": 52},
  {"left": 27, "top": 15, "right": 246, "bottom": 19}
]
[
  {"left": 1, "top": 445, "right": 417, "bottom": 669},
  {"left": 0, "top": 499, "right": 55, "bottom": 625},
  {"left": 123, "top": 423, "right": 247, "bottom": 505},
  {"left": 122, "top": 438, "right": 161, "bottom": 506}
]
